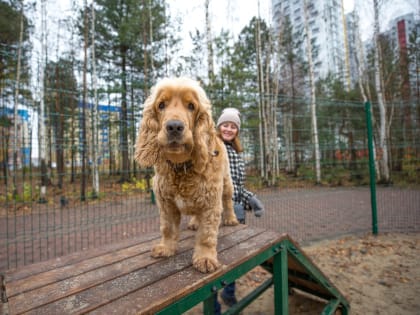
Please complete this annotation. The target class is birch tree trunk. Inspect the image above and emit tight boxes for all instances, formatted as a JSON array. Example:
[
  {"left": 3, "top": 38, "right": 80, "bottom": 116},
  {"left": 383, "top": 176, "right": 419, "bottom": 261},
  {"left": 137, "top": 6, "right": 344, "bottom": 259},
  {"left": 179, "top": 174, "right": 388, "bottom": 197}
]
[
  {"left": 303, "top": 1, "right": 321, "bottom": 184},
  {"left": 91, "top": 1, "right": 99, "bottom": 197},
  {"left": 269, "top": 39, "right": 280, "bottom": 183},
  {"left": 13, "top": 0, "right": 24, "bottom": 198},
  {"left": 353, "top": 13, "right": 368, "bottom": 103},
  {"left": 353, "top": 8, "right": 381, "bottom": 178},
  {"left": 255, "top": 14, "right": 265, "bottom": 179},
  {"left": 373, "top": 0, "right": 390, "bottom": 183},
  {"left": 264, "top": 51, "right": 271, "bottom": 182},
  {"left": 205, "top": 0, "right": 214, "bottom": 85},
  {"left": 265, "top": 26, "right": 278, "bottom": 185},
  {"left": 272, "top": 35, "right": 281, "bottom": 180},
  {"left": 39, "top": 0, "right": 48, "bottom": 203}
]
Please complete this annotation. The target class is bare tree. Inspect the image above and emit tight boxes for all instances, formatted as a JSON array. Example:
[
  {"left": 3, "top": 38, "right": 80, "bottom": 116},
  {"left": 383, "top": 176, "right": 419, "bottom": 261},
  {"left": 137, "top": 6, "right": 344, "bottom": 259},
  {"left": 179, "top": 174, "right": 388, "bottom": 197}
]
[
  {"left": 303, "top": 0, "right": 321, "bottom": 184},
  {"left": 353, "top": 12, "right": 368, "bottom": 102},
  {"left": 80, "top": 0, "right": 89, "bottom": 201},
  {"left": 91, "top": 1, "right": 99, "bottom": 198},
  {"left": 205, "top": 0, "right": 215, "bottom": 85},
  {"left": 142, "top": 0, "right": 149, "bottom": 91},
  {"left": 373, "top": 0, "right": 390, "bottom": 183},
  {"left": 69, "top": 3, "right": 78, "bottom": 184},
  {"left": 353, "top": 9, "right": 380, "bottom": 178},
  {"left": 38, "top": 0, "right": 48, "bottom": 203},
  {"left": 267, "top": 26, "right": 279, "bottom": 184},
  {"left": 272, "top": 27, "right": 282, "bottom": 180},
  {"left": 12, "top": 0, "right": 24, "bottom": 198},
  {"left": 255, "top": 10, "right": 266, "bottom": 179},
  {"left": 278, "top": 15, "right": 300, "bottom": 176},
  {"left": 257, "top": 0, "right": 278, "bottom": 185},
  {"left": 148, "top": 0, "right": 155, "bottom": 80}
]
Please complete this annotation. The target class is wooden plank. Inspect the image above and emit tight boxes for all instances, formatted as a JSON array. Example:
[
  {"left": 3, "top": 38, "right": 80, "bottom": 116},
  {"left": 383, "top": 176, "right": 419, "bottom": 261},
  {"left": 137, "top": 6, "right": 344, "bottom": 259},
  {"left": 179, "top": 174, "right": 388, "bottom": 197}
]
[
  {"left": 6, "top": 233, "right": 165, "bottom": 298},
  {"left": 288, "top": 274, "right": 331, "bottom": 297},
  {"left": 5, "top": 225, "right": 249, "bottom": 315},
  {"left": 287, "top": 256, "right": 332, "bottom": 296},
  {"left": 4, "top": 226, "right": 350, "bottom": 315},
  {"left": 288, "top": 255, "right": 310, "bottom": 273},
  {"left": 4, "top": 232, "right": 161, "bottom": 282},
  {"left": 88, "top": 230, "right": 283, "bottom": 314},
  {"left": 14, "top": 226, "right": 269, "bottom": 315}
]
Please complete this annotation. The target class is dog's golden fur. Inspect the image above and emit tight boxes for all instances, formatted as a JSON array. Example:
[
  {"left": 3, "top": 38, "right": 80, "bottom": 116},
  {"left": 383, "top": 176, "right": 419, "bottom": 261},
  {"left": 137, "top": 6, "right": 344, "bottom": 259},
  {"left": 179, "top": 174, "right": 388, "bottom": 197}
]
[{"left": 135, "top": 77, "right": 239, "bottom": 273}]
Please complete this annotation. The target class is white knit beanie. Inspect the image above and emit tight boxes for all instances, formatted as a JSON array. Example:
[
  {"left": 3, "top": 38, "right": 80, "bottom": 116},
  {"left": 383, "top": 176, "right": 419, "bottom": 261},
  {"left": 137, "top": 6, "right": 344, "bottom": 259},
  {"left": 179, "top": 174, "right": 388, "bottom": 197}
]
[{"left": 217, "top": 107, "right": 241, "bottom": 130}]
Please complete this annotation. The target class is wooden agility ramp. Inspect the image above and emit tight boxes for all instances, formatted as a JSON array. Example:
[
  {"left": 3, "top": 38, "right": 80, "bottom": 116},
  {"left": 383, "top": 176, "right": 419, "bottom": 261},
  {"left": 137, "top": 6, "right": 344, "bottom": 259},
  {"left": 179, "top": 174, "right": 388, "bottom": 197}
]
[{"left": 1, "top": 224, "right": 349, "bottom": 314}]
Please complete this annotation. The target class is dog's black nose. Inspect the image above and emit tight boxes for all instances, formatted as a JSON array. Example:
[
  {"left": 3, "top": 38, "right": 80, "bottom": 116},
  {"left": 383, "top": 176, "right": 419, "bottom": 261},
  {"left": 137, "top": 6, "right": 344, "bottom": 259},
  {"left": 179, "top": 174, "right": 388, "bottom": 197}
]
[{"left": 166, "top": 120, "right": 184, "bottom": 138}]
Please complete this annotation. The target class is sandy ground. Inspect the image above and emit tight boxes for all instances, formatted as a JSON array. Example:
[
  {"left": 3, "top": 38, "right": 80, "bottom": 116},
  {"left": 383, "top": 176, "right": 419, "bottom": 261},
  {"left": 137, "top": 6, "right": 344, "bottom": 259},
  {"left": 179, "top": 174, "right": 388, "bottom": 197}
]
[{"left": 186, "top": 232, "right": 420, "bottom": 315}]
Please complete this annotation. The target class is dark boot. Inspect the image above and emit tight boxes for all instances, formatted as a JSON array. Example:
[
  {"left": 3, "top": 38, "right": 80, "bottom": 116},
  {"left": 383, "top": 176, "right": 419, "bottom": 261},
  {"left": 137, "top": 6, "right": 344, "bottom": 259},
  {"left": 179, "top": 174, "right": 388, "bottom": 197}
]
[{"left": 221, "top": 282, "right": 237, "bottom": 307}]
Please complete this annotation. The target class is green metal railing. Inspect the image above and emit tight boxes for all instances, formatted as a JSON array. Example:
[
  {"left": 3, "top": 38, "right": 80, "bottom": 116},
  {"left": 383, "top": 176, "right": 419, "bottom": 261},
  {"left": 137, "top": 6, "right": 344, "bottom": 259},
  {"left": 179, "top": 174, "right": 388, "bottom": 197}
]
[{"left": 156, "top": 235, "right": 350, "bottom": 315}]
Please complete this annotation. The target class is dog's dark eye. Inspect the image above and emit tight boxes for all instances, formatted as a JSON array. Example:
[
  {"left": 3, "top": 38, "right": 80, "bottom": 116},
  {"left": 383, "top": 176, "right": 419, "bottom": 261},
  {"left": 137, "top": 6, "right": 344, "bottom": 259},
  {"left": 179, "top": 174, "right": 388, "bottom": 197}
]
[
  {"left": 158, "top": 102, "right": 165, "bottom": 110},
  {"left": 187, "top": 103, "right": 195, "bottom": 111}
]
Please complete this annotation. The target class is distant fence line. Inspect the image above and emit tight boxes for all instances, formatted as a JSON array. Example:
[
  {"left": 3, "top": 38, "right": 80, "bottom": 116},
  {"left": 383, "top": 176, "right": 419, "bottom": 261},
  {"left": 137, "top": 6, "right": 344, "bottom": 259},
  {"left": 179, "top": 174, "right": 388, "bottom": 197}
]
[{"left": 0, "top": 96, "right": 419, "bottom": 271}]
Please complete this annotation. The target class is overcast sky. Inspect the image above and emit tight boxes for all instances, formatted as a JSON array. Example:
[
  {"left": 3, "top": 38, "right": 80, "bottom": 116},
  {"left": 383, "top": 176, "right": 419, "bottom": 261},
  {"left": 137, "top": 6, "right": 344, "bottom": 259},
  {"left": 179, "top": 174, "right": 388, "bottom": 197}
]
[
  {"left": 168, "top": 0, "right": 417, "bottom": 43},
  {"left": 37, "top": 0, "right": 418, "bottom": 59}
]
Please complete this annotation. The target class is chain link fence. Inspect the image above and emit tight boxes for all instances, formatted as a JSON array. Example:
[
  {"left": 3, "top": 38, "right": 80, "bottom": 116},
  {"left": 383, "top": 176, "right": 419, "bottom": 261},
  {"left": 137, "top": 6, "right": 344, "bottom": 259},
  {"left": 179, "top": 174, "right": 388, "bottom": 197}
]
[{"left": 1, "top": 95, "right": 419, "bottom": 271}]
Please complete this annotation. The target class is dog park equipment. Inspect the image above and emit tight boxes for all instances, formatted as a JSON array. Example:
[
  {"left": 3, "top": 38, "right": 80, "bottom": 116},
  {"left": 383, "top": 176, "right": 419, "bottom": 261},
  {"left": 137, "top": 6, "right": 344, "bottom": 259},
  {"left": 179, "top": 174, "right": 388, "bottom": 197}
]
[{"left": 1, "top": 225, "right": 349, "bottom": 314}]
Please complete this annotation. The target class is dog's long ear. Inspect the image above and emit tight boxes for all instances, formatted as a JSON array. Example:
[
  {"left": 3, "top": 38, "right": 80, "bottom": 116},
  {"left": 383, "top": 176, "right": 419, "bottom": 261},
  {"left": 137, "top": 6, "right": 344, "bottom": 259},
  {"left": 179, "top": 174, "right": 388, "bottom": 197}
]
[
  {"left": 192, "top": 103, "right": 217, "bottom": 174},
  {"left": 135, "top": 95, "right": 160, "bottom": 167}
]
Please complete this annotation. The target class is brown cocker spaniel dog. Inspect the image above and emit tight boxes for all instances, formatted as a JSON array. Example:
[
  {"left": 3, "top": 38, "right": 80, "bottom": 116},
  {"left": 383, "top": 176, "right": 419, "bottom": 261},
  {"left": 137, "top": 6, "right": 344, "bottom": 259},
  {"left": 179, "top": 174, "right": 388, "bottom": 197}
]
[{"left": 135, "top": 77, "right": 239, "bottom": 273}]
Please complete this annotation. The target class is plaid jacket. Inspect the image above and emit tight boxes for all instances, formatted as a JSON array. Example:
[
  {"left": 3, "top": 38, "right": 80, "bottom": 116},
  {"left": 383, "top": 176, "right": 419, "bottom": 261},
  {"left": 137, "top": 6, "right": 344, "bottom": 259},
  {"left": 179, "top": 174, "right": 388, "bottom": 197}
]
[{"left": 225, "top": 142, "right": 254, "bottom": 210}]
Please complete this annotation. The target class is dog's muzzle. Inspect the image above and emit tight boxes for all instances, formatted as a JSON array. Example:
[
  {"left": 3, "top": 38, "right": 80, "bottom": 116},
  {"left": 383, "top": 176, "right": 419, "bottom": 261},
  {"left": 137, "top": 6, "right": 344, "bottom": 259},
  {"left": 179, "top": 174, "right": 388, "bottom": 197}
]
[{"left": 166, "top": 119, "right": 184, "bottom": 142}]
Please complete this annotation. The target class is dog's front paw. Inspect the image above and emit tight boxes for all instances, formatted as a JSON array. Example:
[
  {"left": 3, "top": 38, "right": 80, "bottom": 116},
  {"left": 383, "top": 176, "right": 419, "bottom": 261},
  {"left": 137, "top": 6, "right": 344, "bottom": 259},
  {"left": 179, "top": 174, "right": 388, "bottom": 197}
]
[
  {"left": 223, "top": 217, "right": 239, "bottom": 226},
  {"left": 193, "top": 256, "right": 221, "bottom": 273},
  {"left": 151, "top": 244, "right": 176, "bottom": 258}
]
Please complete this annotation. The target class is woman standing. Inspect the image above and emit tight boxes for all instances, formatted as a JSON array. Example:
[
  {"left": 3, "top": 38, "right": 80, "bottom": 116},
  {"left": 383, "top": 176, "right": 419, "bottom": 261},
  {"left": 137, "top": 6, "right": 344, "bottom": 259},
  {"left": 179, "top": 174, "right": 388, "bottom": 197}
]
[{"left": 214, "top": 107, "right": 264, "bottom": 312}]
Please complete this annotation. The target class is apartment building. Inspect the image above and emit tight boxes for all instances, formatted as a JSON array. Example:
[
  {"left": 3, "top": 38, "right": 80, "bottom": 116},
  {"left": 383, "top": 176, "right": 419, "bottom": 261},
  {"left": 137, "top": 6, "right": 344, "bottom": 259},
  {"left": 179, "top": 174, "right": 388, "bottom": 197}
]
[
  {"left": 272, "top": 0, "right": 347, "bottom": 85},
  {"left": 344, "top": 11, "right": 360, "bottom": 89},
  {"left": 1, "top": 106, "right": 32, "bottom": 169},
  {"left": 387, "top": 13, "right": 419, "bottom": 100}
]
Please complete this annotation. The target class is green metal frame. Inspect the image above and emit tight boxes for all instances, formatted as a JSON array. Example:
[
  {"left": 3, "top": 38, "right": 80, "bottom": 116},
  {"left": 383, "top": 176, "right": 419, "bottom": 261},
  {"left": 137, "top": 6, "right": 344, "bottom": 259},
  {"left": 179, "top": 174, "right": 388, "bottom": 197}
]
[
  {"left": 365, "top": 101, "right": 378, "bottom": 235},
  {"left": 156, "top": 239, "right": 350, "bottom": 315}
]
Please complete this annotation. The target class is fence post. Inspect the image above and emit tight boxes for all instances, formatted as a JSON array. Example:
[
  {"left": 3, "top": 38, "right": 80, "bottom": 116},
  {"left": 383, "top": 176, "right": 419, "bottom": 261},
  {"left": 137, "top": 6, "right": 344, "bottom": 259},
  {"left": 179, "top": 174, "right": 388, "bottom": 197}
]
[{"left": 364, "top": 101, "right": 378, "bottom": 235}]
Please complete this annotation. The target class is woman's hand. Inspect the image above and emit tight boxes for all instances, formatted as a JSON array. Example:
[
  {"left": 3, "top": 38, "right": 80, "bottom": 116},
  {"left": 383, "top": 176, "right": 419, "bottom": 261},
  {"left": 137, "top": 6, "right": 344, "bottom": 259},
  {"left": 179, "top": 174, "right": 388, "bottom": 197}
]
[{"left": 249, "top": 196, "right": 264, "bottom": 217}]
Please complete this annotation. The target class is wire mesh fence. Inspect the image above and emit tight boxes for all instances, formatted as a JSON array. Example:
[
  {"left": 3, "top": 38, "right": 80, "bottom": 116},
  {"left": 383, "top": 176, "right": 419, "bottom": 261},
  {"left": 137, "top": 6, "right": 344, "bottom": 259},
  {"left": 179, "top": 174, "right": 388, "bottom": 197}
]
[{"left": 1, "top": 95, "right": 419, "bottom": 272}]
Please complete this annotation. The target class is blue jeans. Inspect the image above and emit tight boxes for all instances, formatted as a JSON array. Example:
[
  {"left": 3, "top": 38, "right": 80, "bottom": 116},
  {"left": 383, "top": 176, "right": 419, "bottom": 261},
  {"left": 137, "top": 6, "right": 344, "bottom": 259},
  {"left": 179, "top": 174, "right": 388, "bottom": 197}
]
[
  {"left": 234, "top": 204, "right": 245, "bottom": 223},
  {"left": 214, "top": 282, "right": 236, "bottom": 314}
]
